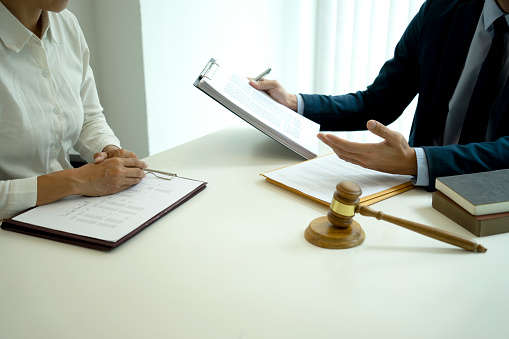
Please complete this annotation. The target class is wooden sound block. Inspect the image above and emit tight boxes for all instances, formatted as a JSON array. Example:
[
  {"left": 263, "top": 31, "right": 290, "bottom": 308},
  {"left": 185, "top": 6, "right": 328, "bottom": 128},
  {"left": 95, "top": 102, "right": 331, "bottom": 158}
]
[{"left": 305, "top": 216, "right": 365, "bottom": 249}]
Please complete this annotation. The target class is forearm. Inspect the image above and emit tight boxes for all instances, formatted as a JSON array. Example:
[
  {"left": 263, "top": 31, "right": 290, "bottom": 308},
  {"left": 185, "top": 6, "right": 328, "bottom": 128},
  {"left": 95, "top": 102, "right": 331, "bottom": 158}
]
[
  {"left": 36, "top": 169, "right": 80, "bottom": 206},
  {"left": 75, "top": 114, "right": 121, "bottom": 163},
  {"left": 301, "top": 92, "right": 374, "bottom": 131},
  {"left": 37, "top": 156, "right": 147, "bottom": 206},
  {"left": 301, "top": 3, "right": 422, "bottom": 132}
]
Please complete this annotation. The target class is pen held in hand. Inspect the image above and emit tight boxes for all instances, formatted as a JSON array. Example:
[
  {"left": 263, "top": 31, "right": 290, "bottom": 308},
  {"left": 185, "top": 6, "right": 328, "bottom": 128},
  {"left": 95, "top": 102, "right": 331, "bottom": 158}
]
[{"left": 253, "top": 68, "right": 271, "bottom": 81}]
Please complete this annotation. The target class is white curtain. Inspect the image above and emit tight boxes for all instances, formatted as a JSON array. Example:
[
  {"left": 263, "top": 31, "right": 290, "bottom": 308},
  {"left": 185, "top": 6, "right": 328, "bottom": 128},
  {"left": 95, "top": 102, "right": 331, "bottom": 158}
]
[{"left": 310, "top": 0, "right": 424, "bottom": 142}]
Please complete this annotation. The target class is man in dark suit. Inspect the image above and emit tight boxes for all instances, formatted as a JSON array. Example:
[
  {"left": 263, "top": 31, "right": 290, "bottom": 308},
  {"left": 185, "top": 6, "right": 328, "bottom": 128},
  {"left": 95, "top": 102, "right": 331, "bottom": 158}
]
[{"left": 250, "top": 0, "right": 509, "bottom": 190}]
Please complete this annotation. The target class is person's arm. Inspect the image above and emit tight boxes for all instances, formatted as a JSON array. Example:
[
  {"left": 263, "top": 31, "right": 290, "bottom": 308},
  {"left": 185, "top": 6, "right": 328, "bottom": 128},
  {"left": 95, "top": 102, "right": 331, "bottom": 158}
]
[
  {"left": 251, "top": 3, "right": 424, "bottom": 131},
  {"left": 301, "top": 4, "right": 426, "bottom": 131},
  {"left": 0, "top": 154, "right": 147, "bottom": 221},
  {"left": 249, "top": 79, "right": 298, "bottom": 112},
  {"left": 249, "top": 4, "right": 432, "bottom": 178},
  {"left": 412, "top": 148, "right": 430, "bottom": 187},
  {"left": 318, "top": 120, "right": 417, "bottom": 176},
  {"left": 36, "top": 157, "right": 147, "bottom": 206},
  {"left": 73, "top": 38, "right": 123, "bottom": 163},
  {"left": 0, "top": 178, "right": 37, "bottom": 221},
  {"left": 422, "top": 136, "right": 509, "bottom": 190},
  {"left": 0, "top": 10, "right": 148, "bottom": 221}
]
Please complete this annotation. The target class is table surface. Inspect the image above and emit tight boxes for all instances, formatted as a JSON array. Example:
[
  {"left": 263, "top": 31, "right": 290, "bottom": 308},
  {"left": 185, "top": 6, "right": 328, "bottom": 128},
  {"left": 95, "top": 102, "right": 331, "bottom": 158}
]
[{"left": 1, "top": 124, "right": 508, "bottom": 339}]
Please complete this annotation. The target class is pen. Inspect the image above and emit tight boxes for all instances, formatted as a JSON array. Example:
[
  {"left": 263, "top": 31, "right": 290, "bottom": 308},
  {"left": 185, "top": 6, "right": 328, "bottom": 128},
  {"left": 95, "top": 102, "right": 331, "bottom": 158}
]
[
  {"left": 145, "top": 168, "right": 177, "bottom": 178},
  {"left": 253, "top": 68, "right": 271, "bottom": 81}
]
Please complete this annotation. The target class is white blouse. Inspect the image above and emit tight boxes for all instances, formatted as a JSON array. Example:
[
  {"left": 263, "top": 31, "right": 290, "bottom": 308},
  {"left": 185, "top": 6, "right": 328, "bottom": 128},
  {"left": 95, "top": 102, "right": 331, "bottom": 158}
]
[{"left": 0, "top": 4, "right": 120, "bottom": 220}]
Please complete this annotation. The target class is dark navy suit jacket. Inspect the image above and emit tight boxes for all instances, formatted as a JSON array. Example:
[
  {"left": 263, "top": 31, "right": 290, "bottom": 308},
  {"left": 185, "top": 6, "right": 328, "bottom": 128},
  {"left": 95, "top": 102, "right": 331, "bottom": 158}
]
[{"left": 301, "top": 0, "right": 509, "bottom": 190}]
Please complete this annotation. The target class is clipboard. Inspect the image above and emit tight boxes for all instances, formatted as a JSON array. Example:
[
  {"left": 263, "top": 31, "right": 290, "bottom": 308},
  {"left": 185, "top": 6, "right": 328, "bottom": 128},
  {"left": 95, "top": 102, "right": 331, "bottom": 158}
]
[
  {"left": 194, "top": 58, "right": 220, "bottom": 86},
  {"left": 1, "top": 176, "right": 207, "bottom": 251},
  {"left": 194, "top": 58, "right": 320, "bottom": 159}
]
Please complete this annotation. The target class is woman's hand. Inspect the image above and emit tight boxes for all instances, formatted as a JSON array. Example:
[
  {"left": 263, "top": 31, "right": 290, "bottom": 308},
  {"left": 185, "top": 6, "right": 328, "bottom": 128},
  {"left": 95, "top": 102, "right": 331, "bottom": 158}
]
[
  {"left": 93, "top": 145, "right": 139, "bottom": 163},
  {"left": 36, "top": 150, "right": 148, "bottom": 206},
  {"left": 73, "top": 157, "right": 148, "bottom": 196}
]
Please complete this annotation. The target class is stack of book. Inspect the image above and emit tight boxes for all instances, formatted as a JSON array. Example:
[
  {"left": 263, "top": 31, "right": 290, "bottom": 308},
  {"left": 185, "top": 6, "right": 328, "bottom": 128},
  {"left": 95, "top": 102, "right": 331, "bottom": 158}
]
[{"left": 432, "top": 169, "right": 509, "bottom": 237}]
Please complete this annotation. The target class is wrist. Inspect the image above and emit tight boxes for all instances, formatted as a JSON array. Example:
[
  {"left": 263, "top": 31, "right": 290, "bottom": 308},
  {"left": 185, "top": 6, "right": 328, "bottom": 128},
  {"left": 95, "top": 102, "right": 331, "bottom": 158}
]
[
  {"left": 406, "top": 148, "right": 418, "bottom": 176},
  {"left": 36, "top": 168, "right": 81, "bottom": 205},
  {"left": 287, "top": 94, "right": 298, "bottom": 112},
  {"left": 67, "top": 167, "right": 86, "bottom": 196}
]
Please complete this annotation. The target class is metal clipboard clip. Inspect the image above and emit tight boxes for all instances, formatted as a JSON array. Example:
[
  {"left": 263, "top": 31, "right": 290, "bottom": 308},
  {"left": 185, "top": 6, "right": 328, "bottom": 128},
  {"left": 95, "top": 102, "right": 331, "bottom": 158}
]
[{"left": 196, "top": 58, "right": 219, "bottom": 82}]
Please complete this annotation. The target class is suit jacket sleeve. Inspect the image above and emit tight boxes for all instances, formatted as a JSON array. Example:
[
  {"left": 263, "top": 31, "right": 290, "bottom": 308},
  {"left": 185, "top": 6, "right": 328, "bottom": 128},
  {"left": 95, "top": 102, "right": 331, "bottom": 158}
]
[
  {"left": 300, "top": 0, "right": 427, "bottom": 131},
  {"left": 423, "top": 137, "right": 509, "bottom": 190}
]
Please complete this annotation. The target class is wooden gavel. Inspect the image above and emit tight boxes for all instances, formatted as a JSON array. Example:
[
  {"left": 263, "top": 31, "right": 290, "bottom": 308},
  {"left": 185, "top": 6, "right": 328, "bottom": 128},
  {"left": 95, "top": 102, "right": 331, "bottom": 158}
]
[{"left": 305, "top": 181, "right": 487, "bottom": 252}]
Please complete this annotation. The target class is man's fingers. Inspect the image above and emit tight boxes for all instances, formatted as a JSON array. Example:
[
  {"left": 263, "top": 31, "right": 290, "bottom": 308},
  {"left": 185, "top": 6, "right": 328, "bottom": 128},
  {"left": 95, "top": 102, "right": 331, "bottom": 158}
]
[
  {"left": 249, "top": 79, "right": 279, "bottom": 91},
  {"left": 367, "top": 120, "right": 398, "bottom": 142},
  {"left": 318, "top": 133, "right": 365, "bottom": 154}
]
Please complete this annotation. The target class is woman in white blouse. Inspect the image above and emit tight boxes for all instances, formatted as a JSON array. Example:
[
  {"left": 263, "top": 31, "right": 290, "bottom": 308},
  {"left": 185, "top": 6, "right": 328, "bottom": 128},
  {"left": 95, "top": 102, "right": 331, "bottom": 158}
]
[{"left": 0, "top": 0, "right": 147, "bottom": 220}]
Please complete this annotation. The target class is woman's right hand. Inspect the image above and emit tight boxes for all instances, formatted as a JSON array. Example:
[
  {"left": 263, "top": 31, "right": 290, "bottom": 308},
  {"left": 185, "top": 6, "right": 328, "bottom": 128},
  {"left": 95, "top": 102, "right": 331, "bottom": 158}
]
[
  {"left": 73, "top": 157, "right": 148, "bottom": 196},
  {"left": 36, "top": 157, "right": 148, "bottom": 206}
]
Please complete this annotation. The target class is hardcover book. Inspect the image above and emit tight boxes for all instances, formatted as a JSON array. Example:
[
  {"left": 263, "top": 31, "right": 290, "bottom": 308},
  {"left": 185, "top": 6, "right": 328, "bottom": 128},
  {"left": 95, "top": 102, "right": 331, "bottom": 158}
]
[
  {"left": 432, "top": 191, "right": 509, "bottom": 237},
  {"left": 435, "top": 169, "right": 509, "bottom": 216}
]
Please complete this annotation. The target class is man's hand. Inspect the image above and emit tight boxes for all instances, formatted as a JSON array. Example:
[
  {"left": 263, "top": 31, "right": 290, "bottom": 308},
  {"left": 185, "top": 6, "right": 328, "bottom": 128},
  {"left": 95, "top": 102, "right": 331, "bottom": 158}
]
[
  {"left": 249, "top": 79, "right": 298, "bottom": 112},
  {"left": 318, "top": 120, "right": 418, "bottom": 175},
  {"left": 94, "top": 145, "right": 139, "bottom": 164}
]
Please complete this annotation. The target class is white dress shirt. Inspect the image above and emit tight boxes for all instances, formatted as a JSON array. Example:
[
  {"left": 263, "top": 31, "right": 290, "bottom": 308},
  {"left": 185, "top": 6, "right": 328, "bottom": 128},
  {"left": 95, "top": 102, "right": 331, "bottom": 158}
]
[{"left": 0, "top": 4, "right": 121, "bottom": 220}]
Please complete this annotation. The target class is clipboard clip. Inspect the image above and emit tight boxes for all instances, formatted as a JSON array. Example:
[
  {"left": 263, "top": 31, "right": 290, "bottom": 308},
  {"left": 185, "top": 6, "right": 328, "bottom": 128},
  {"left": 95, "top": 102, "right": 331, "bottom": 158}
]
[{"left": 199, "top": 58, "right": 219, "bottom": 80}]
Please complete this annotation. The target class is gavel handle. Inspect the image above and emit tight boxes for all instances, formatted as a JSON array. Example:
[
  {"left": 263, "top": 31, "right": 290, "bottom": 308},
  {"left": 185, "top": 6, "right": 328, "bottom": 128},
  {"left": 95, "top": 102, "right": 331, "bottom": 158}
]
[{"left": 357, "top": 205, "right": 487, "bottom": 253}]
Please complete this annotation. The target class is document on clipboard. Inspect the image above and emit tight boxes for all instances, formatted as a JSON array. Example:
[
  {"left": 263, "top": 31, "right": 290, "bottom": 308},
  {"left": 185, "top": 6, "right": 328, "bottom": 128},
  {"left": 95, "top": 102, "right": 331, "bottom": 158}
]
[
  {"left": 194, "top": 58, "right": 320, "bottom": 159},
  {"left": 1, "top": 174, "right": 207, "bottom": 250},
  {"left": 261, "top": 153, "right": 414, "bottom": 206}
]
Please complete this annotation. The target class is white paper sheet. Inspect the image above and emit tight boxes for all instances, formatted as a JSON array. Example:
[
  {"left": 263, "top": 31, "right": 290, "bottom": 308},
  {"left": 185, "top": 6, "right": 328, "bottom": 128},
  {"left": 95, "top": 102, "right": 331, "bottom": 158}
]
[
  {"left": 197, "top": 63, "right": 320, "bottom": 159},
  {"left": 263, "top": 154, "right": 412, "bottom": 204},
  {"left": 13, "top": 175, "right": 204, "bottom": 242}
]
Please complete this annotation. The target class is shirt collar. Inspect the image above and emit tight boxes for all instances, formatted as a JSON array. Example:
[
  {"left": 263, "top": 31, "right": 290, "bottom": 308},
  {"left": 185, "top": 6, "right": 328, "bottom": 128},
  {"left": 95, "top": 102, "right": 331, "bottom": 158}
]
[
  {"left": 484, "top": 0, "right": 509, "bottom": 30},
  {"left": 0, "top": 2, "right": 57, "bottom": 53},
  {"left": 40, "top": 11, "right": 58, "bottom": 44}
]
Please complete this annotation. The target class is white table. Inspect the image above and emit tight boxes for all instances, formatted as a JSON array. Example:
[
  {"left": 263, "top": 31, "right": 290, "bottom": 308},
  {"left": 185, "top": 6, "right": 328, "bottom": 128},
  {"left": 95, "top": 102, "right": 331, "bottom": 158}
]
[{"left": 1, "top": 125, "right": 508, "bottom": 339}]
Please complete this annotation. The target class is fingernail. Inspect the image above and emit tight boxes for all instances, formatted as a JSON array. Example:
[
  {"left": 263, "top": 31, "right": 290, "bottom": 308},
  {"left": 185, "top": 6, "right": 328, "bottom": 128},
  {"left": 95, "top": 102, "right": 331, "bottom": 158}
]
[{"left": 367, "top": 120, "right": 376, "bottom": 130}]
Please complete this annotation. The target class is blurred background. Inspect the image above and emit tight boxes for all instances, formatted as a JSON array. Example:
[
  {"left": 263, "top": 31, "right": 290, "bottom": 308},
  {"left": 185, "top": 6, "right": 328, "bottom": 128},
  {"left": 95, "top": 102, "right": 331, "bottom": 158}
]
[{"left": 68, "top": 0, "right": 424, "bottom": 158}]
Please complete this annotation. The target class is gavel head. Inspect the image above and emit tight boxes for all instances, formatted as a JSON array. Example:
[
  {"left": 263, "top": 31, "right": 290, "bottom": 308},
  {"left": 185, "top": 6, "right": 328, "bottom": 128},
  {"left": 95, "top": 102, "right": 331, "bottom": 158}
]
[{"left": 327, "top": 181, "right": 362, "bottom": 228}]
